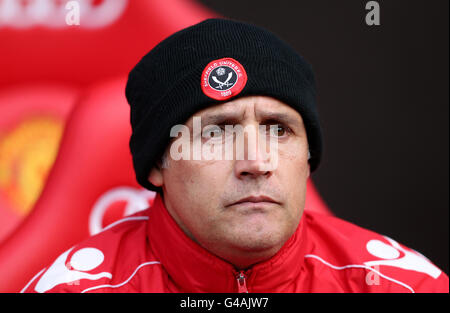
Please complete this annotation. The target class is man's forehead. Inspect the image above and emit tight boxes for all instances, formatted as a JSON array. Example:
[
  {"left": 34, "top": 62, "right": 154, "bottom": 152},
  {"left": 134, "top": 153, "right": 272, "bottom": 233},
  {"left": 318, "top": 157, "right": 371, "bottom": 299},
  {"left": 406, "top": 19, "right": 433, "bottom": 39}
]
[{"left": 185, "top": 96, "right": 303, "bottom": 126}]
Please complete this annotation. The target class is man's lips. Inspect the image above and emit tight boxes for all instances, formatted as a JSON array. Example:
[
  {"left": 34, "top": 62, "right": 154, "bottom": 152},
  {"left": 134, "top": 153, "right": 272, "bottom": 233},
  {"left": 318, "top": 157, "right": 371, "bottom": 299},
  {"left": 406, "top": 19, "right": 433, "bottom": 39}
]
[{"left": 226, "top": 195, "right": 279, "bottom": 207}]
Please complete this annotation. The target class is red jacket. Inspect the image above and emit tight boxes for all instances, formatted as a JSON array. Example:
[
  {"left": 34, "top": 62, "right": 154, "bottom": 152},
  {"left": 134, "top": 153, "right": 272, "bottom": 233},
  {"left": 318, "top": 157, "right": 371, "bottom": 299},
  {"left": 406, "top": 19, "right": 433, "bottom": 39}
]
[{"left": 22, "top": 194, "right": 448, "bottom": 293}]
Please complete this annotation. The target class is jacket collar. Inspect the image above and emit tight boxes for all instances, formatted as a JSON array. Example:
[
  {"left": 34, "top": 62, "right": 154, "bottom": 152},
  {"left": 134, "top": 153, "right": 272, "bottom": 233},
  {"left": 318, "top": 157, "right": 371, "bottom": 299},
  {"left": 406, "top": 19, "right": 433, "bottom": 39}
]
[{"left": 147, "top": 193, "right": 309, "bottom": 292}]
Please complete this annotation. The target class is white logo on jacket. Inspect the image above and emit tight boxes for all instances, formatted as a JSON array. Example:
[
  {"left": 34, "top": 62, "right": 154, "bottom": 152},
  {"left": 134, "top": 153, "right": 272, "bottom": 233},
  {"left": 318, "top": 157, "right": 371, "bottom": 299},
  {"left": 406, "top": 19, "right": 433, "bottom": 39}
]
[
  {"left": 364, "top": 236, "right": 442, "bottom": 279},
  {"left": 34, "top": 247, "right": 112, "bottom": 293}
]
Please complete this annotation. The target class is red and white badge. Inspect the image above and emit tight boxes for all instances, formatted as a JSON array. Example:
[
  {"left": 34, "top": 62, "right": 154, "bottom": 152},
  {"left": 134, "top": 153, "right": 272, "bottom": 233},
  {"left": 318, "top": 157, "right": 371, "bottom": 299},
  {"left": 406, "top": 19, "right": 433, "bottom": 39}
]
[{"left": 201, "top": 57, "right": 247, "bottom": 101}]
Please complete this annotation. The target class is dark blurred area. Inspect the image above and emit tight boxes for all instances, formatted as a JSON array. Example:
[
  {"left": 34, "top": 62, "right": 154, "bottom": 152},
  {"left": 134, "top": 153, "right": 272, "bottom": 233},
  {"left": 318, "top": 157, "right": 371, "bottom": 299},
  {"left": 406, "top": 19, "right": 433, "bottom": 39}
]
[{"left": 198, "top": 0, "right": 449, "bottom": 273}]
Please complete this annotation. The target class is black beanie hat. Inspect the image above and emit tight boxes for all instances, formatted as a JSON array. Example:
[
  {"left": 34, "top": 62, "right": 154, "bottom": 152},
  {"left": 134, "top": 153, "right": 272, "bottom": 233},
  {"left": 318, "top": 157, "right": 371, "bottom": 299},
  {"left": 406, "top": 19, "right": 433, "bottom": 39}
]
[{"left": 126, "top": 18, "right": 322, "bottom": 191}]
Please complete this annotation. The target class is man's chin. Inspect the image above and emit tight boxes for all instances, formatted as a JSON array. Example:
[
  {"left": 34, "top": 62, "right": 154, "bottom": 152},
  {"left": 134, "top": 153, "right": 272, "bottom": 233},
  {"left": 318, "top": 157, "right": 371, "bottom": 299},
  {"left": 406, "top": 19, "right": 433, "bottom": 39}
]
[{"left": 227, "top": 224, "right": 288, "bottom": 254}]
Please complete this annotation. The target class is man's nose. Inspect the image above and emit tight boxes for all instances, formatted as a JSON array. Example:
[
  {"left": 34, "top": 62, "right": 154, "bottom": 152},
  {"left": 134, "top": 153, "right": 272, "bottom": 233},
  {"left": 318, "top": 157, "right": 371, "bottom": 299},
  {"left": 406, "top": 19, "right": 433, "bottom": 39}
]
[{"left": 233, "top": 125, "right": 274, "bottom": 179}]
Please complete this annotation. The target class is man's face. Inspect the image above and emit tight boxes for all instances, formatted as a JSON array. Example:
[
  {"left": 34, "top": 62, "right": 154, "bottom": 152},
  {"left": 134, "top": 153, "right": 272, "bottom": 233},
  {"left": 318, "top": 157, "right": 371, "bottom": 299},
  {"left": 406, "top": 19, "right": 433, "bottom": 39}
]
[{"left": 149, "top": 96, "right": 310, "bottom": 268}]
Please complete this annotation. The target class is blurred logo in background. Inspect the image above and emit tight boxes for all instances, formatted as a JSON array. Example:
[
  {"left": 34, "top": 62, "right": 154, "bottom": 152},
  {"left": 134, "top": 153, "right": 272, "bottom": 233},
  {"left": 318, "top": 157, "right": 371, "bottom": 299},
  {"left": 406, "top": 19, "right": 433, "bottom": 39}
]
[
  {"left": 89, "top": 187, "right": 156, "bottom": 235},
  {"left": 0, "top": 0, "right": 128, "bottom": 28},
  {"left": 0, "top": 115, "right": 63, "bottom": 215}
]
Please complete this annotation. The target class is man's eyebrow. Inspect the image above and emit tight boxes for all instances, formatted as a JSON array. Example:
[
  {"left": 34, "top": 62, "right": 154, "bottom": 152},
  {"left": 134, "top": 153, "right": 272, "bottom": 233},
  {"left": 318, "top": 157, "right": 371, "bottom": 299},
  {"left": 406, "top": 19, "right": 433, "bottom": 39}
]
[
  {"left": 189, "top": 111, "right": 302, "bottom": 127},
  {"left": 258, "top": 112, "right": 302, "bottom": 127},
  {"left": 196, "top": 113, "right": 242, "bottom": 126}
]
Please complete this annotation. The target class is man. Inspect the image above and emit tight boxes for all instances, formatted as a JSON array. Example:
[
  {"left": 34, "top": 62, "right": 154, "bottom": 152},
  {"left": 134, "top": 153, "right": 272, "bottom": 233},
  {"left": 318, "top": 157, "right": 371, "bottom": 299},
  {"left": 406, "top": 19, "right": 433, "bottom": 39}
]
[{"left": 23, "top": 18, "right": 448, "bottom": 293}]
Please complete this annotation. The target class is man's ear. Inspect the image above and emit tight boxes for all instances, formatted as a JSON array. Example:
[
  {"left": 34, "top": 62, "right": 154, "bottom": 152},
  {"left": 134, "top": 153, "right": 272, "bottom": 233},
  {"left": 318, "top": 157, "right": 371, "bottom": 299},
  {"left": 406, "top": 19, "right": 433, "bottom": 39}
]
[{"left": 148, "top": 166, "right": 164, "bottom": 187}]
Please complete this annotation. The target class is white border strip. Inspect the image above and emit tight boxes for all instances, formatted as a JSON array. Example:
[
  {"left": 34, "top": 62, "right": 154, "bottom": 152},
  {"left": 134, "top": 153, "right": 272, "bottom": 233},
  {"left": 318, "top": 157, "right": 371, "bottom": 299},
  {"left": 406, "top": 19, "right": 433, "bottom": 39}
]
[
  {"left": 81, "top": 261, "right": 161, "bottom": 293},
  {"left": 304, "top": 254, "right": 415, "bottom": 293}
]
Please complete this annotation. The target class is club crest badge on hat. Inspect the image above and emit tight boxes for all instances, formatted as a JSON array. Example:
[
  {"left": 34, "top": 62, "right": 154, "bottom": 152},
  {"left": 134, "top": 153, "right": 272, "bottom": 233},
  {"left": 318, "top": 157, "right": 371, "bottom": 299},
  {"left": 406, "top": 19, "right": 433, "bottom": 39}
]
[{"left": 201, "top": 57, "right": 247, "bottom": 100}]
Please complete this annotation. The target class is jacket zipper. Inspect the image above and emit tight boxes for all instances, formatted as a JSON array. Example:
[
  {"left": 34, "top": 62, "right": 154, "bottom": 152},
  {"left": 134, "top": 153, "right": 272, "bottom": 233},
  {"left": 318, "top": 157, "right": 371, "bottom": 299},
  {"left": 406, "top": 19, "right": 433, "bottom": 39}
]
[{"left": 235, "top": 270, "right": 249, "bottom": 293}]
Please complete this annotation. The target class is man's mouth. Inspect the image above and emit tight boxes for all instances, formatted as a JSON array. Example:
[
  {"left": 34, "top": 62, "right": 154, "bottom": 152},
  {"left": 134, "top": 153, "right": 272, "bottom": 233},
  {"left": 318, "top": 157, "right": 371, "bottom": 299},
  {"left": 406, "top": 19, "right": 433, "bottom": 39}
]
[{"left": 226, "top": 195, "right": 280, "bottom": 211}]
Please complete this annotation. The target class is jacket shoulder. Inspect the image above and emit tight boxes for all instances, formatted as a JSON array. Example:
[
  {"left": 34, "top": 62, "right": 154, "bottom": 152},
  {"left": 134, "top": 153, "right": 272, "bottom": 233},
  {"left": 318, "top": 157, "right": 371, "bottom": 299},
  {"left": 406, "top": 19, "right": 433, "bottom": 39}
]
[
  {"left": 22, "top": 211, "right": 163, "bottom": 293},
  {"left": 302, "top": 211, "right": 449, "bottom": 293}
]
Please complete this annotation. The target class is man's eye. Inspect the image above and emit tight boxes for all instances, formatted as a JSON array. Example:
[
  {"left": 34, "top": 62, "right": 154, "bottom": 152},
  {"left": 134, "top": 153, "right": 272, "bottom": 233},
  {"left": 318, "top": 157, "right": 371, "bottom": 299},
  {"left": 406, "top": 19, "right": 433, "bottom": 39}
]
[
  {"left": 268, "top": 125, "right": 288, "bottom": 137},
  {"left": 203, "top": 126, "right": 224, "bottom": 139}
]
